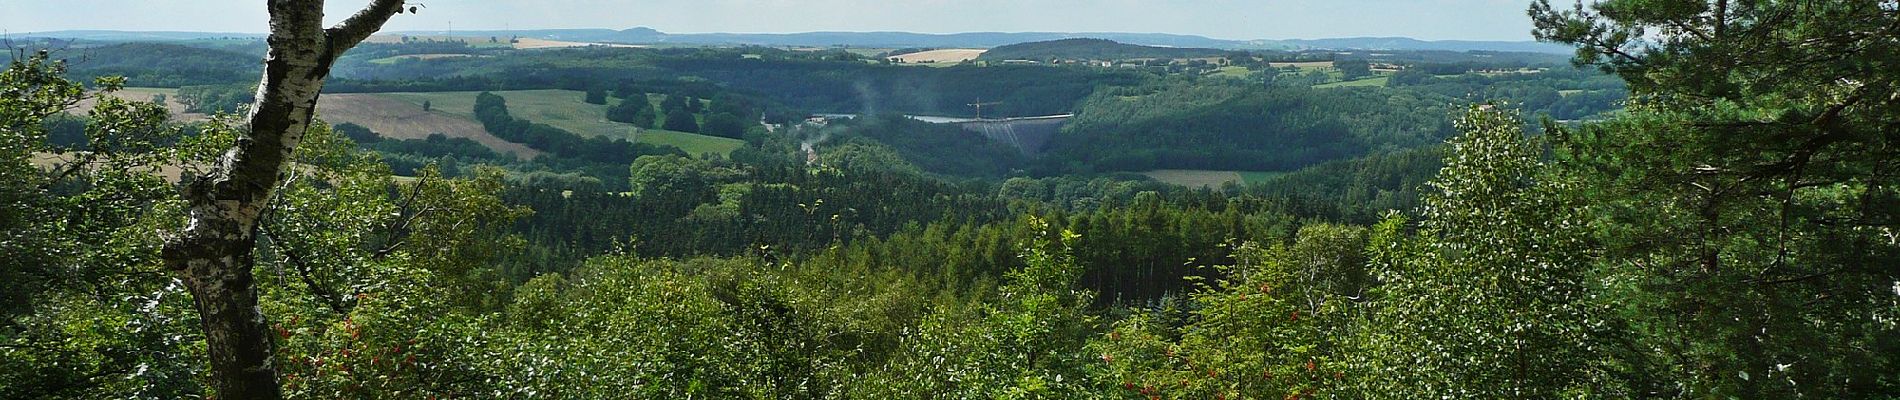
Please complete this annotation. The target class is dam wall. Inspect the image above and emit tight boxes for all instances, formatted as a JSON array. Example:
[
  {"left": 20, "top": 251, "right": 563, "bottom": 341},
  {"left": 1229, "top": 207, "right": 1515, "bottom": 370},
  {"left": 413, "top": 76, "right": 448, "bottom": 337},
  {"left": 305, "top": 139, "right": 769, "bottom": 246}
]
[{"left": 951, "top": 115, "right": 1071, "bottom": 155}]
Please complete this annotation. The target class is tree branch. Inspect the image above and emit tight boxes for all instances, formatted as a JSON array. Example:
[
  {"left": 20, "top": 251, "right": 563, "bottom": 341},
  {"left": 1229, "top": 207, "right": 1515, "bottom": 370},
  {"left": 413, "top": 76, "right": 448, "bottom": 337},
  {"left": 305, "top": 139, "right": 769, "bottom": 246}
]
[{"left": 327, "top": 0, "right": 408, "bottom": 56}]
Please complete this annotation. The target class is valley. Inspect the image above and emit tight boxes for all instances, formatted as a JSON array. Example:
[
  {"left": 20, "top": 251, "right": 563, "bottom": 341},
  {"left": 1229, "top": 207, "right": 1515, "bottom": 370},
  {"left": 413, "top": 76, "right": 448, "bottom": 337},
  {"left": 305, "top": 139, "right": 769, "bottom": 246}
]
[{"left": 9, "top": 2, "right": 1890, "bottom": 397}]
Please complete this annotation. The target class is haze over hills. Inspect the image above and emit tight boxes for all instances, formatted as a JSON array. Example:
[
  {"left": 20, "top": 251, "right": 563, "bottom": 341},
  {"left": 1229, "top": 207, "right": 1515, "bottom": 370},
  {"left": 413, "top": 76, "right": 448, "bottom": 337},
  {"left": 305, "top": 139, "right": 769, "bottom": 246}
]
[{"left": 12, "top": 27, "right": 1576, "bottom": 54}]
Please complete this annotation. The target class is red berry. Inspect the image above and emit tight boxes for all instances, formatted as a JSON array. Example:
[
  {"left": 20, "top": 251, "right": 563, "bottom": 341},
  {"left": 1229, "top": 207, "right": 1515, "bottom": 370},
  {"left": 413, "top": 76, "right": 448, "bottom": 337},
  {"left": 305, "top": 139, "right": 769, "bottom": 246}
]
[
  {"left": 1305, "top": 359, "right": 1317, "bottom": 371},
  {"left": 1123, "top": 382, "right": 1136, "bottom": 390}
]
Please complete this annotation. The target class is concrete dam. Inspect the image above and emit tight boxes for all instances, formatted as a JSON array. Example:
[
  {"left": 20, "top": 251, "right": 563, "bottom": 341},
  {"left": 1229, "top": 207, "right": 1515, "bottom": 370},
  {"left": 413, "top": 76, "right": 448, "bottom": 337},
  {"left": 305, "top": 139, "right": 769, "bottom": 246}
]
[{"left": 920, "top": 114, "right": 1073, "bottom": 155}]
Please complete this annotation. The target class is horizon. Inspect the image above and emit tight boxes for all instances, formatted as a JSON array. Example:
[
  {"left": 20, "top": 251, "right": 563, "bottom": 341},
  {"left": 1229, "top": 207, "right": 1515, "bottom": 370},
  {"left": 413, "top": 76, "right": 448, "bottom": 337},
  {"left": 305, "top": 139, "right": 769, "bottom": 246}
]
[
  {"left": 2, "top": 0, "right": 1542, "bottom": 42},
  {"left": 5, "top": 26, "right": 1553, "bottom": 43}
]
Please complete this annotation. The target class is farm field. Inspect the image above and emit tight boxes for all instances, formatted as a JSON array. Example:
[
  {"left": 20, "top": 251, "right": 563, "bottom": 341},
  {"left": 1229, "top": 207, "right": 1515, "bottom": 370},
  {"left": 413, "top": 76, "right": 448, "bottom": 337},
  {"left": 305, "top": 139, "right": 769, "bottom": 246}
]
[
  {"left": 1269, "top": 61, "right": 1334, "bottom": 69},
  {"left": 73, "top": 87, "right": 209, "bottom": 122},
  {"left": 890, "top": 49, "right": 986, "bottom": 64},
  {"left": 1237, "top": 171, "right": 1282, "bottom": 183},
  {"left": 316, "top": 94, "right": 543, "bottom": 158},
  {"left": 1315, "top": 76, "right": 1390, "bottom": 88},
  {"left": 1142, "top": 169, "right": 1284, "bottom": 187},
  {"left": 512, "top": 38, "right": 646, "bottom": 49},
  {"left": 363, "top": 35, "right": 513, "bottom": 48},
  {"left": 1209, "top": 66, "right": 1253, "bottom": 78},
  {"left": 366, "top": 90, "right": 743, "bottom": 156},
  {"left": 1141, "top": 170, "right": 1244, "bottom": 188}
]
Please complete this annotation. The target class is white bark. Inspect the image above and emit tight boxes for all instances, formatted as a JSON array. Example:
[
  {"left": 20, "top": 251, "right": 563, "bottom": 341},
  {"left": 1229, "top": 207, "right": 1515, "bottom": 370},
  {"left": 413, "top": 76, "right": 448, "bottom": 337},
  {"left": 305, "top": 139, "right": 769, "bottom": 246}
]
[{"left": 161, "top": 1, "right": 406, "bottom": 398}]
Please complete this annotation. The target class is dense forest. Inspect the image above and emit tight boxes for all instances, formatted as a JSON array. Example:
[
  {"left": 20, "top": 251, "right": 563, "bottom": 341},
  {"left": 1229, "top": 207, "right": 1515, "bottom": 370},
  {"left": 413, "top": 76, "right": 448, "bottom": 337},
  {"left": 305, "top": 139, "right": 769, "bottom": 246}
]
[{"left": 5, "top": 0, "right": 1898, "bottom": 398}]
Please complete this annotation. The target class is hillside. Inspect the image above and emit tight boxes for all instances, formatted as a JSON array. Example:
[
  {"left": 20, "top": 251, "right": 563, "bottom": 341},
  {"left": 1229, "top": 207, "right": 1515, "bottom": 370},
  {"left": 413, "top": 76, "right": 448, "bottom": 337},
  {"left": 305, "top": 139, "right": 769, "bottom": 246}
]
[
  {"left": 978, "top": 38, "right": 1229, "bottom": 61},
  {"left": 337, "top": 90, "right": 744, "bottom": 156}
]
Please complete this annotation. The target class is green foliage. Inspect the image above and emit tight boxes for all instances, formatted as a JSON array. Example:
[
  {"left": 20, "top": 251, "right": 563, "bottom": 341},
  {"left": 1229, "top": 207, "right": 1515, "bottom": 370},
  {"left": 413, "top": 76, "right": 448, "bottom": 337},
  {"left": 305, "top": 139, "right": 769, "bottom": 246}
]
[
  {"left": 582, "top": 86, "right": 607, "bottom": 105},
  {"left": 860, "top": 218, "right": 1100, "bottom": 398},
  {"left": 10, "top": 1, "right": 1898, "bottom": 397},
  {"left": 604, "top": 97, "right": 656, "bottom": 128},
  {"left": 1048, "top": 80, "right": 1455, "bottom": 173},
  {"left": 1, "top": 53, "right": 202, "bottom": 398},
  {"left": 1530, "top": 1, "right": 1900, "bottom": 395},
  {"left": 1088, "top": 224, "right": 1369, "bottom": 400},
  {"left": 1344, "top": 107, "right": 1614, "bottom": 397},
  {"left": 662, "top": 107, "right": 700, "bottom": 133},
  {"left": 176, "top": 83, "right": 255, "bottom": 114},
  {"left": 823, "top": 115, "right": 1028, "bottom": 178},
  {"left": 31, "top": 42, "right": 258, "bottom": 87},
  {"left": 978, "top": 38, "right": 1229, "bottom": 62},
  {"left": 701, "top": 112, "right": 748, "bottom": 139},
  {"left": 472, "top": 91, "right": 685, "bottom": 166}
]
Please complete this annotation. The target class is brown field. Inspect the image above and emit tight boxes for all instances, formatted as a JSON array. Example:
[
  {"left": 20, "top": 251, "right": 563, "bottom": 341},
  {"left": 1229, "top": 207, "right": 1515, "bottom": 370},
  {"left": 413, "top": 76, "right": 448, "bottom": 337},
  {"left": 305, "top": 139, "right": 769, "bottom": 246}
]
[
  {"left": 890, "top": 49, "right": 987, "bottom": 63},
  {"left": 512, "top": 38, "right": 646, "bottom": 50},
  {"left": 71, "top": 87, "right": 210, "bottom": 122},
  {"left": 316, "top": 94, "right": 542, "bottom": 159}
]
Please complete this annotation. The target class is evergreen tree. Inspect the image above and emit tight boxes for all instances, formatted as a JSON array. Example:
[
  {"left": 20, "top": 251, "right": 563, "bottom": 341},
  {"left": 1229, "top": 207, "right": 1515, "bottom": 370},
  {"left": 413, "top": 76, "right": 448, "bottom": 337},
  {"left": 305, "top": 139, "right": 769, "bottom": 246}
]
[{"left": 1529, "top": 1, "right": 1900, "bottom": 395}]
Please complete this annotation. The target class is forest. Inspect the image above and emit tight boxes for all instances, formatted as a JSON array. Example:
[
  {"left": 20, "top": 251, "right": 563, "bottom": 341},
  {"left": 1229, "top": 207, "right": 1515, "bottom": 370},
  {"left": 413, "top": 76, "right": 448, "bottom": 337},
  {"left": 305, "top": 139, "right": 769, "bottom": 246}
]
[{"left": 4, "top": 0, "right": 1898, "bottom": 399}]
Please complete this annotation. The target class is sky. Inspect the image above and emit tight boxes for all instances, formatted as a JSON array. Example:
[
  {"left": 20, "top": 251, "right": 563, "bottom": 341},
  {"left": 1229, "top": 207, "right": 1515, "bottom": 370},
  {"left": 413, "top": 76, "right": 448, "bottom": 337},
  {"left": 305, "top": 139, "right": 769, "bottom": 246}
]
[{"left": 2, "top": 0, "right": 1542, "bottom": 41}]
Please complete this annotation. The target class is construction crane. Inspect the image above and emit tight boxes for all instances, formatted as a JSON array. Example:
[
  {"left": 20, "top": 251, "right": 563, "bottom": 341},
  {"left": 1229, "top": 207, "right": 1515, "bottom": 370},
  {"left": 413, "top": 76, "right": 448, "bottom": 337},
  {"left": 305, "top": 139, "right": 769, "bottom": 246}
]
[{"left": 968, "top": 99, "right": 1003, "bottom": 120}]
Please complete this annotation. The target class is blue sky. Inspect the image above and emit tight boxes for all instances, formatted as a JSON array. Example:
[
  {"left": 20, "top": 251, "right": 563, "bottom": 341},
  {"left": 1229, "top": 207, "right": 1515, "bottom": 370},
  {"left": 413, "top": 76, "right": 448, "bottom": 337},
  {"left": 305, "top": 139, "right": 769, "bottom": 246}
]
[{"left": 3, "top": 0, "right": 1541, "bottom": 41}]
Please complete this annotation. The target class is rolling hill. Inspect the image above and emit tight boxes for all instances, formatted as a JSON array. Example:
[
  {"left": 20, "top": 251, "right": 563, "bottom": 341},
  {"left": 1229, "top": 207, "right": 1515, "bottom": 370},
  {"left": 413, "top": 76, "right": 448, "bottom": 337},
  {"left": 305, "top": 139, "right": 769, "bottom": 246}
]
[
  {"left": 977, "top": 38, "right": 1228, "bottom": 61},
  {"left": 22, "top": 28, "right": 1577, "bottom": 54}
]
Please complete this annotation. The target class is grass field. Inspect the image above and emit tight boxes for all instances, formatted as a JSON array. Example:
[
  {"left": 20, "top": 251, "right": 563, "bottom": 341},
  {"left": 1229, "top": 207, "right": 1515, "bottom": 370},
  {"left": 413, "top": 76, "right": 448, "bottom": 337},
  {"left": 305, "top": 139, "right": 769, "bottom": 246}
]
[
  {"left": 366, "top": 90, "right": 743, "bottom": 156},
  {"left": 317, "top": 93, "right": 544, "bottom": 158},
  {"left": 1209, "top": 66, "right": 1253, "bottom": 78},
  {"left": 1270, "top": 61, "right": 1334, "bottom": 70},
  {"left": 1315, "top": 76, "right": 1390, "bottom": 88},
  {"left": 1143, "top": 170, "right": 1285, "bottom": 187},
  {"left": 1142, "top": 170, "right": 1244, "bottom": 188}
]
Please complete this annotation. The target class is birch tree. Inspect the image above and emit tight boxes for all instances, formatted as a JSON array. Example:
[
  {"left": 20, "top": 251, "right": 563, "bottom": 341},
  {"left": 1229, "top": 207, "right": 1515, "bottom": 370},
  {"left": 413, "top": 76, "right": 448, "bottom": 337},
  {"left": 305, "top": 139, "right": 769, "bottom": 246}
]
[{"left": 158, "top": 1, "right": 411, "bottom": 398}]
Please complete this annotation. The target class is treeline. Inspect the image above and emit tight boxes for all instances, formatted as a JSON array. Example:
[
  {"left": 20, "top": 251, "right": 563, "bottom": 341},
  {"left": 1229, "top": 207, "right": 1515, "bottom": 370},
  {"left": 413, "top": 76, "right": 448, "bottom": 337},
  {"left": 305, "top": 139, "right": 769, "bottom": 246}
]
[
  {"left": 498, "top": 139, "right": 1014, "bottom": 275},
  {"left": 175, "top": 83, "right": 254, "bottom": 114},
  {"left": 1389, "top": 66, "right": 1627, "bottom": 120},
  {"left": 818, "top": 115, "right": 1029, "bottom": 178},
  {"left": 471, "top": 91, "right": 683, "bottom": 165},
  {"left": 1044, "top": 80, "right": 1455, "bottom": 173},
  {"left": 332, "top": 45, "right": 1148, "bottom": 118},
  {"left": 12, "top": 42, "right": 261, "bottom": 87}
]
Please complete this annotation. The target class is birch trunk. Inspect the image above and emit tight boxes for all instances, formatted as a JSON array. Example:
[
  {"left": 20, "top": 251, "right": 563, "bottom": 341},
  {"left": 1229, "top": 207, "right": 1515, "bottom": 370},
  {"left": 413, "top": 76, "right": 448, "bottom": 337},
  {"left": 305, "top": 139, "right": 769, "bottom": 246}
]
[{"left": 160, "top": 1, "right": 406, "bottom": 398}]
